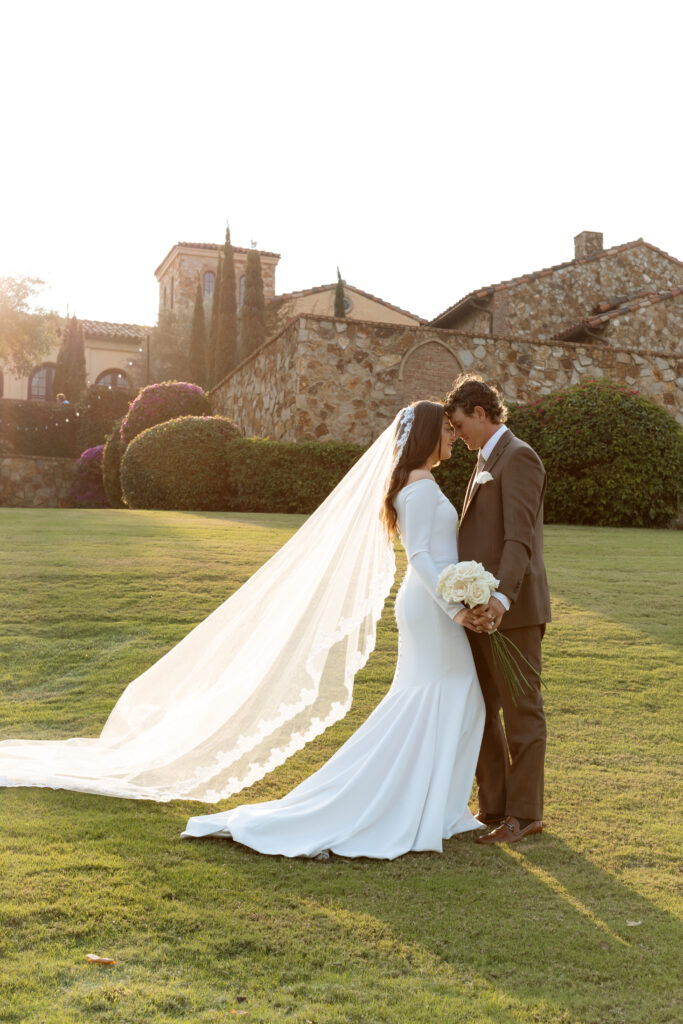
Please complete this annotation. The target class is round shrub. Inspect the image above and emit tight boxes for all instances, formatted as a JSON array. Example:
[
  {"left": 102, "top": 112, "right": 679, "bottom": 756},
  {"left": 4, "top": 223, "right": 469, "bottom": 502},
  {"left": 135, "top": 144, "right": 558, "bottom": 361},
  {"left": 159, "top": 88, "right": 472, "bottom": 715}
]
[
  {"left": 120, "top": 382, "right": 210, "bottom": 446},
  {"left": 69, "top": 445, "right": 109, "bottom": 508},
  {"left": 508, "top": 380, "right": 683, "bottom": 527},
  {"left": 102, "top": 417, "right": 127, "bottom": 508},
  {"left": 121, "top": 416, "right": 241, "bottom": 510}
]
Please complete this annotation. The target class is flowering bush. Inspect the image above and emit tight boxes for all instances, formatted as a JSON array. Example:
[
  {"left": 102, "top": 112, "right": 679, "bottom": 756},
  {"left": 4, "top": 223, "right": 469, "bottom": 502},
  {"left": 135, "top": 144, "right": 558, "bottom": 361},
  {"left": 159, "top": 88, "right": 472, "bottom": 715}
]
[
  {"left": 69, "top": 444, "right": 109, "bottom": 508},
  {"left": 120, "top": 381, "right": 210, "bottom": 446},
  {"left": 121, "top": 416, "right": 241, "bottom": 510},
  {"left": 508, "top": 380, "right": 683, "bottom": 526}
]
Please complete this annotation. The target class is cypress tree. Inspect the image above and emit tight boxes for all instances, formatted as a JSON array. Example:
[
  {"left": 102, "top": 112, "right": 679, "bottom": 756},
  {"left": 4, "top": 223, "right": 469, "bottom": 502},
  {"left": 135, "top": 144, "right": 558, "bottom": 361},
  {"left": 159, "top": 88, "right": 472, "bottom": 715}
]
[
  {"left": 240, "top": 247, "right": 266, "bottom": 360},
  {"left": 53, "top": 315, "right": 87, "bottom": 402},
  {"left": 214, "top": 225, "right": 238, "bottom": 381},
  {"left": 207, "top": 254, "right": 222, "bottom": 386},
  {"left": 188, "top": 282, "right": 207, "bottom": 387},
  {"left": 334, "top": 267, "right": 346, "bottom": 318}
]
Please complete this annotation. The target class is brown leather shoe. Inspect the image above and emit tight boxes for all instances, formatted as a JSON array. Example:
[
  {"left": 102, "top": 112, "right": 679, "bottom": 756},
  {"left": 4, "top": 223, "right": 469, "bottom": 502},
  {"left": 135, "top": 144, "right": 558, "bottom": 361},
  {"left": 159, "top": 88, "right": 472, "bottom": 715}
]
[
  {"left": 475, "top": 816, "right": 543, "bottom": 845},
  {"left": 475, "top": 811, "right": 505, "bottom": 828}
]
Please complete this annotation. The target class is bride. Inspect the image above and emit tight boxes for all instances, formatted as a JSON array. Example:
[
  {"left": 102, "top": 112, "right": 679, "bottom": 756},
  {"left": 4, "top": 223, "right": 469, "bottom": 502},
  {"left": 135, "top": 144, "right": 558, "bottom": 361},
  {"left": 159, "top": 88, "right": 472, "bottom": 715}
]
[
  {"left": 0, "top": 401, "right": 485, "bottom": 860},
  {"left": 183, "top": 401, "right": 486, "bottom": 857}
]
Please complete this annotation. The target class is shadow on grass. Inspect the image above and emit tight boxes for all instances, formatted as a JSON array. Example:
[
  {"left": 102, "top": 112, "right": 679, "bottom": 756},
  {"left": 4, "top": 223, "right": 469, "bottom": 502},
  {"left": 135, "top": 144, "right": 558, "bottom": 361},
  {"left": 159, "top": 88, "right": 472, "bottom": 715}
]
[{"left": 187, "top": 828, "right": 681, "bottom": 1024}]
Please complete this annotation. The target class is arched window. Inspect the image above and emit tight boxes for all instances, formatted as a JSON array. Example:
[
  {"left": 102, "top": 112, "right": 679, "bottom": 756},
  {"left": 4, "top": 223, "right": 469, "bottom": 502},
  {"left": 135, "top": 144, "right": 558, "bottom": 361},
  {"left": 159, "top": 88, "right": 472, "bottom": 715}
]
[
  {"left": 203, "top": 271, "right": 215, "bottom": 297},
  {"left": 170, "top": 277, "right": 174, "bottom": 309},
  {"left": 163, "top": 286, "right": 167, "bottom": 307},
  {"left": 0, "top": 369, "right": 3, "bottom": 399},
  {"left": 95, "top": 369, "right": 132, "bottom": 390},
  {"left": 28, "top": 362, "right": 57, "bottom": 402},
  {"left": 239, "top": 274, "right": 246, "bottom": 307}
]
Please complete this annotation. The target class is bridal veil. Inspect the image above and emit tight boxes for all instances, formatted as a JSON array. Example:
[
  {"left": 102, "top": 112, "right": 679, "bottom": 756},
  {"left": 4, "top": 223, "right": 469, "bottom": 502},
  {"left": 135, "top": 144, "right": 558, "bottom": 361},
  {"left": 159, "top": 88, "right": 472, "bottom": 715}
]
[{"left": 0, "top": 415, "right": 402, "bottom": 802}]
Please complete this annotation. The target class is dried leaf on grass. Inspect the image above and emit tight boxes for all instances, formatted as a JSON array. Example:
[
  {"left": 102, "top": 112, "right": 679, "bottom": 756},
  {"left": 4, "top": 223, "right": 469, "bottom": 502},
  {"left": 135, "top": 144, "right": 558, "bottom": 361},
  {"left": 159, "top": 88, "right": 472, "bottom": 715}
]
[{"left": 85, "top": 953, "right": 116, "bottom": 966}]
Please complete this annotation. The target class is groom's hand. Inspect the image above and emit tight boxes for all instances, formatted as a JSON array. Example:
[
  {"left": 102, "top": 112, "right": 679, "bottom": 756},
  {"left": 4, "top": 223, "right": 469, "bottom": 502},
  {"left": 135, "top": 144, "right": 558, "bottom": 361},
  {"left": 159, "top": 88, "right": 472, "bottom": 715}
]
[{"left": 474, "top": 596, "right": 506, "bottom": 632}]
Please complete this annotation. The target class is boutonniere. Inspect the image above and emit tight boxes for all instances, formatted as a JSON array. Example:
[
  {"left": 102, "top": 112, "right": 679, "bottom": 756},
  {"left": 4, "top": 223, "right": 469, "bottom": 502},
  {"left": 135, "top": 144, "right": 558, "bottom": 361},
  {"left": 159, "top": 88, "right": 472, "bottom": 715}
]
[{"left": 475, "top": 471, "right": 494, "bottom": 485}]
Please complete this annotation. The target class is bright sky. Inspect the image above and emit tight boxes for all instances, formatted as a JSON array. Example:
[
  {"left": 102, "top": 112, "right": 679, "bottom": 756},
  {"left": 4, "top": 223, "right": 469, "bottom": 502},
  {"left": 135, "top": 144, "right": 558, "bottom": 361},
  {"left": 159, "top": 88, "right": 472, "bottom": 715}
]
[{"left": 1, "top": 0, "right": 681, "bottom": 327}]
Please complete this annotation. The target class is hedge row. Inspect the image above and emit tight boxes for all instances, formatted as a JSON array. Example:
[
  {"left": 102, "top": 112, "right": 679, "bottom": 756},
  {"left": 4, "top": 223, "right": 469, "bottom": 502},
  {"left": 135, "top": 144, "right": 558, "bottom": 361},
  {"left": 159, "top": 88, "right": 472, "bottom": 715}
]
[
  {"left": 119, "top": 380, "right": 682, "bottom": 527},
  {"left": 0, "top": 386, "right": 133, "bottom": 458}
]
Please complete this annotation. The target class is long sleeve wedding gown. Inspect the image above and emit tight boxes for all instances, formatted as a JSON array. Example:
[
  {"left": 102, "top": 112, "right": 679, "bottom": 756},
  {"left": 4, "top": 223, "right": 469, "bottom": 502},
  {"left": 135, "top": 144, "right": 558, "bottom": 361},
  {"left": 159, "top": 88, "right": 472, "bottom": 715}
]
[{"left": 183, "top": 479, "right": 485, "bottom": 859}]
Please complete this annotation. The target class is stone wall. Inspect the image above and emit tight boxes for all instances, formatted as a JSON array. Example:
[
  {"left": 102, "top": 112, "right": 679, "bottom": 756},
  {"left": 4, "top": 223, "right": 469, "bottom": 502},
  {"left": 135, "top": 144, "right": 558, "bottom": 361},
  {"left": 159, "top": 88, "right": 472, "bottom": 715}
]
[
  {"left": 211, "top": 315, "right": 683, "bottom": 445},
  {"left": 210, "top": 318, "right": 301, "bottom": 439},
  {"left": 0, "top": 455, "right": 77, "bottom": 507}
]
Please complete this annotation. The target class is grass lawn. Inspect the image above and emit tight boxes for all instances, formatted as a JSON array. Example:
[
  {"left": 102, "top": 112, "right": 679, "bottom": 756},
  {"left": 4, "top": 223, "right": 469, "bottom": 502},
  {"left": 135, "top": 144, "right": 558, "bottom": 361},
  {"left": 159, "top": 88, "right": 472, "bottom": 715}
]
[{"left": 0, "top": 509, "right": 681, "bottom": 1024}]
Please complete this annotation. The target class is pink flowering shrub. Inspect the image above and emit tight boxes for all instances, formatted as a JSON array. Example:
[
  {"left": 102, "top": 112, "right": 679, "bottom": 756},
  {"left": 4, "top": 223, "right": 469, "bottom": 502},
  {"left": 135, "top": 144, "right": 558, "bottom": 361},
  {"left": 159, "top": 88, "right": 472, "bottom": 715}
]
[
  {"left": 120, "top": 382, "right": 210, "bottom": 446},
  {"left": 69, "top": 444, "right": 109, "bottom": 508}
]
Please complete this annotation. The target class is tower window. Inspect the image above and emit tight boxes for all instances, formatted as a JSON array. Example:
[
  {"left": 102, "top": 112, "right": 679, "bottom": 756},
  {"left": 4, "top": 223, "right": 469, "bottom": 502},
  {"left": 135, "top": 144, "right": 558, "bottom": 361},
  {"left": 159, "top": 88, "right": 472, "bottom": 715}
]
[{"left": 204, "top": 271, "right": 215, "bottom": 297}]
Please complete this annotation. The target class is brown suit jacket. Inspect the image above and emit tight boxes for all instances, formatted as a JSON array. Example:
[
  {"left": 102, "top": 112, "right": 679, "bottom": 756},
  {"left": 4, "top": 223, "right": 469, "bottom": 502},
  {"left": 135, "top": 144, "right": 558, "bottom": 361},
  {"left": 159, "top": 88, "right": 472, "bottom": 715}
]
[{"left": 458, "top": 430, "right": 551, "bottom": 630}]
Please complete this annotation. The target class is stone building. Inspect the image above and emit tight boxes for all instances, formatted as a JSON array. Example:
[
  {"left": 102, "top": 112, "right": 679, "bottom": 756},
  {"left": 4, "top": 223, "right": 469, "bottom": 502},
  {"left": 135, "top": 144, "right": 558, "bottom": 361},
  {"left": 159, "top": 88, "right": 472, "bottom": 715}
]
[
  {"left": 0, "top": 319, "right": 151, "bottom": 402},
  {"left": 211, "top": 231, "right": 683, "bottom": 443},
  {"left": 431, "top": 231, "right": 683, "bottom": 347},
  {"left": 154, "top": 242, "right": 280, "bottom": 313},
  {"left": 154, "top": 240, "right": 422, "bottom": 328}
]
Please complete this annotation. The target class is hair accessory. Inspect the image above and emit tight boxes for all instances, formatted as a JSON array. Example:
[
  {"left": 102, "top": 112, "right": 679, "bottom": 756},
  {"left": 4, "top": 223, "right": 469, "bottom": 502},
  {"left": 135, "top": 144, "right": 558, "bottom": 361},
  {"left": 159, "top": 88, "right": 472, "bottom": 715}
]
[{"left": 392, "top": 406, "right": 415, "bottom": 469}]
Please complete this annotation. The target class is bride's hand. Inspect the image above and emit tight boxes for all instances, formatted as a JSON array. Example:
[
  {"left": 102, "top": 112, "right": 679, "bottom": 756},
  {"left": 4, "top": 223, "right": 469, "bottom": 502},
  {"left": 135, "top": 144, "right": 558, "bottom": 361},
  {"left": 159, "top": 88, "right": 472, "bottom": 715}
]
[{"left": 455, "top": 608, "right": 481, "bottom": 630}]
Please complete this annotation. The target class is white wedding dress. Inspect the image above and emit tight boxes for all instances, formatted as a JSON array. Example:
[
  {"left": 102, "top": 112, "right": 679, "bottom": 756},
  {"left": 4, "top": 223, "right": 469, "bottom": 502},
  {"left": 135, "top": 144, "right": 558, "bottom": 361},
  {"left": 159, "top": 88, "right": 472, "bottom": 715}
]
[{"left": 183, "top": 479, "right": 485, "bottom": 859}]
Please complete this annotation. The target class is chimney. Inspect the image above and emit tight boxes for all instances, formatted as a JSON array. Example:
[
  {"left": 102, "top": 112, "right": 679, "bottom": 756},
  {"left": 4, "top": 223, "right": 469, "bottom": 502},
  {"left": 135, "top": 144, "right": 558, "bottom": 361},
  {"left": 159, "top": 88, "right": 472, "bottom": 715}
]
[{"left": 574, "top": 231, "right": 604, "bottom": 259}]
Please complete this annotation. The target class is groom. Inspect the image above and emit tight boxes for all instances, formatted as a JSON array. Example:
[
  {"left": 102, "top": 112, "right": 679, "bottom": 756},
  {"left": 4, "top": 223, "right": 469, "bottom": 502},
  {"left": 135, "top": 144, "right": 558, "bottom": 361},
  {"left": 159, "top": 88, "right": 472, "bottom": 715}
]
[{"left": 444, "top": 374, "right": 551, "bottom": 844}]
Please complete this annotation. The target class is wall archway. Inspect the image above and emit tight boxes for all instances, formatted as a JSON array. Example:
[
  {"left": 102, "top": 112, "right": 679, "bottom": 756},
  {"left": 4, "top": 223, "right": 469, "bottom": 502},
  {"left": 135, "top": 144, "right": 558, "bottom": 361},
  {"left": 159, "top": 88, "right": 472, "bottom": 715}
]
[{"left": 398, "top": 340, "right": 462, "bottom": 404}]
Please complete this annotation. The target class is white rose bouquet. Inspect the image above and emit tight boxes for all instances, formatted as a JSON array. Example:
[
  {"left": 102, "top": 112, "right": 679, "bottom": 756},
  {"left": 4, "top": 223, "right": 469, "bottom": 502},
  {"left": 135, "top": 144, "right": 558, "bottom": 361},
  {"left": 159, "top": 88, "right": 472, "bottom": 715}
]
[{"left": 437, "top": 561, "right": 539, "bottom": 702}]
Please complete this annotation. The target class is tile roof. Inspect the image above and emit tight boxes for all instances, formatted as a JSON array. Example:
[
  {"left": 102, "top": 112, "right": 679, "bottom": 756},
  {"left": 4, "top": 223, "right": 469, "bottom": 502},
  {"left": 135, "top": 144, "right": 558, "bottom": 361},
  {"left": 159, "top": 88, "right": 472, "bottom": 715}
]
[
  {"left": 268, "top": 282, "right": 424, "bottom": 323},
  {"left": 553, "top": 288, "right": 683, "bottom": 340},
  {"left": 154, "top": 241, "right": 281, "bottom": 276},
  {"left": 430, "top": 238, "right": 683, "bottom": 325},
  {"left": 80, "top": 319, "right": 151, "bottom": 340}
]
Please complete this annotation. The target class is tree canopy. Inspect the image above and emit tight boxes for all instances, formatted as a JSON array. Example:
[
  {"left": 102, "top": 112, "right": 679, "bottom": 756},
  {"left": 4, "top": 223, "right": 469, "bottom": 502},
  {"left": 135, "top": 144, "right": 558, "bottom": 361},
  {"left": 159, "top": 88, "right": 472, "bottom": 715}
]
[
  {"left": 240, "top": 248, "right": 266, "bottom": 361},
  {"left": 53, "top": 315, "right": 87, "bottom": 402},
  {"left": 0, "top": 276, "right": 58, "bottom": 375}
]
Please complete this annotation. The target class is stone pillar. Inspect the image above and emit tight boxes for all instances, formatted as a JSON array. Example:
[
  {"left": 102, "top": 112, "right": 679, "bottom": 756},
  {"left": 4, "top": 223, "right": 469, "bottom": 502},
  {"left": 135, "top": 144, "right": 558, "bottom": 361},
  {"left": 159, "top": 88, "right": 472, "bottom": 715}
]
[{"left": 574, "top": 231, "right": 604, "bottom": 259}]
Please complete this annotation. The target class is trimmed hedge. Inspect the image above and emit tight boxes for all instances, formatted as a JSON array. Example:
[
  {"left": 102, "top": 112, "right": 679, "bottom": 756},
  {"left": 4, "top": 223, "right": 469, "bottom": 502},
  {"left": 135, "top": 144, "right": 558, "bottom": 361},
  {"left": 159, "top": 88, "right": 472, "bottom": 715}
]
[
  {"left": 120, "top": 382, "right": 210, "bottom": 446},
  {"left": 0, "top": 399, "right": 78, "bottom": 457},
  {"left": 507, "top": 380, "right": 683, "bottom": 527},
  {"left": 102, "top": 417, "right": 127, "bottom": 509},
  {"left": 226, "top": 438, "right": 365, "bottom": 514},
  {"left": 121, "top": 416, "right": 241, "bottom": 510},
  {"left": 0, "top": 385, "right": 133, "bottom": 458},
  {"left": 69, "top": 445, "right": 109, "bottom": 508}
]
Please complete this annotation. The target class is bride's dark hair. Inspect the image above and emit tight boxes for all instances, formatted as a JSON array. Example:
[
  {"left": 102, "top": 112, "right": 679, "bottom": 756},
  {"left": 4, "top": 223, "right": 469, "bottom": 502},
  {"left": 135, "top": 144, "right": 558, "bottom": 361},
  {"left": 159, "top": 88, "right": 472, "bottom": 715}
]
[{"left": 382, "top": 400, "right": 445, "bottom": 538}]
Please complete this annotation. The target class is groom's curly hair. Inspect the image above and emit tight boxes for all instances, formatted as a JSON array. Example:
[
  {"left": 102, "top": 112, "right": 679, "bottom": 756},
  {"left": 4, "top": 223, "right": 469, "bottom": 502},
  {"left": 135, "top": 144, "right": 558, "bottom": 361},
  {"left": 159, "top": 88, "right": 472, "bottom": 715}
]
[{"left": 444, "top": 374, "right": 508, "bottom": 423}]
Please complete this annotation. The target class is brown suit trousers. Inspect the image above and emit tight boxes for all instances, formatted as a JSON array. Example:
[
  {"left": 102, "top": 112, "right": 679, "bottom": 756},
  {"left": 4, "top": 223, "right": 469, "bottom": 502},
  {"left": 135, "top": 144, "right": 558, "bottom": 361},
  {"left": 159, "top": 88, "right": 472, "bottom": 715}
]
[{"left": 458, "top": 430, "right": 550, "bottom": 821}]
